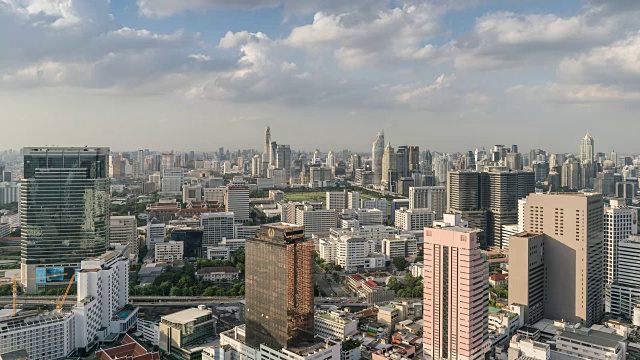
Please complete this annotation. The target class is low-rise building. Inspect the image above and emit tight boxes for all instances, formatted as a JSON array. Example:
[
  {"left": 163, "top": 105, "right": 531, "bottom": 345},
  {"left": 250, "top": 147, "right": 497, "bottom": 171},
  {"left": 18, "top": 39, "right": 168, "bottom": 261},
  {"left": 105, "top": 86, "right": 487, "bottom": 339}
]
[
  {"left": 371, "top": 344, "right": 415, "bottom": 360},
  {"left": 409, "top": 263, "right": 423, "bottom": 278},
  {"left": 394, "top": 208, "right": 434, "bottom": 231},
  {"left": 159, "top": 306, "right": 217, "bottom": 360},
  {"left": 377, "top": 307, "right": 400, "bottom": 329},
  {"left": 0, "top": 311, "right": 76, "bottom": 360},
  {"left": 196, "top": 267, "right": 240, "bottom": 283},
  {"left": 207, "top": 246, "right": 231, "bottom": 260},
  {"left": 137, "top": 317, "right": 160, "bottom": 346},
  {"left": 155, "top": 241, "right": 184, "bottom": 263},
  {"left": 314, "top": 311, "right": 358, "bottom": 341},
  {"left": 555, "top": 326, "right": 626, "bottom": 360},
  {"left": 96, "top": 334, "right": 160, "bottom": 360},
  {"left": 489, "top": 273, "right": 509, "bottom": 288},
  {"left": 507, "top": 334, "right": 550, "bottom": 360},
  {"left": 219, "top": 238, "right": 246, "bottom": 252},
  {"left": 488, "top": 307, "right": 520, "bottom": 346},
  {"left": 381, "top": 234, "right": 417, "bottom": 259}
]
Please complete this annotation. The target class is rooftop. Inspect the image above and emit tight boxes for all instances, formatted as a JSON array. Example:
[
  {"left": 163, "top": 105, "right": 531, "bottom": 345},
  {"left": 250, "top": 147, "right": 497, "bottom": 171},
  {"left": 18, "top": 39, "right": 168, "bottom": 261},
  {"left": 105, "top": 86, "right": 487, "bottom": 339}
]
[
  {"left": 196, "top": 266, "right": 239, "bottom": 275},
  {"left": 162, "top": 307, "right": 211, "bottom": 325},
  {"left": 559, "top": 328, "right": 624, "bottom": 349}
]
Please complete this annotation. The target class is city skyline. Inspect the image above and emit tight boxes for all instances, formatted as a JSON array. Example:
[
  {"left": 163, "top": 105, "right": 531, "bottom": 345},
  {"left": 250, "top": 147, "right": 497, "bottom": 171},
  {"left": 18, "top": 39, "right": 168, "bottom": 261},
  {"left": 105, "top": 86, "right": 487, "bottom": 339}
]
[{"left": 1, "top": 1, "right": 639, "bottom": 152}]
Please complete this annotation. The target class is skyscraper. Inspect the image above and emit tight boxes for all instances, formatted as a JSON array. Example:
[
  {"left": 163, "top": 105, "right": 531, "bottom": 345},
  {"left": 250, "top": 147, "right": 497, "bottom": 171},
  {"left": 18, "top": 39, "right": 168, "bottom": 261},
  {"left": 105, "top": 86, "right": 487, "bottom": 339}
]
[
  {"left": 580, "top": 131, "right": 595, "bottom": 163},
  {"left": 423, "top": 150, "right": 433, "bottom": 175},
  {"left": 245, "top": 223, "right": 314, "bottom": 350},
  {"left": 226, "top": 182, "right": 250, "bottom": 223},
  {"left": 508, "top": 232, "right": 546, "bottom": 325},
  {"left": 269, "top": 141, "right": 277, "bottom": 167},
  {"left": 381, "top": 143, "right": 395, "bottom": 189},
  {"left": 408, "top": 145, "right": 420, "bottom": 172},
  {"left": 21, "top": 147, "right": 110, "bottom": 293},
  {"left": 423, "top": 226, "right": 490, "bottom": 360},
  {"left": 276, "top": 144, "right": 292, "bottom": 181},
  {"left": 264, "top": 126, "right": 271, "bottom": 156},
  {"left": 604, "top": 199, "right": 638, "bottom": 306},
  {"left": 372, "top": 130, "right": 384, "bottom": 185},
  {"left": 523, "top": 193, "right": 604, "bottom": 326}
]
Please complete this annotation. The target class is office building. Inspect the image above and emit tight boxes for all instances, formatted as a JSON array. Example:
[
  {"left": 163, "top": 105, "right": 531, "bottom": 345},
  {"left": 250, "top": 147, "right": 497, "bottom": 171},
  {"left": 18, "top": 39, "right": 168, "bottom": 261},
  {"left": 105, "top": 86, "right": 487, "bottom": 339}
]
[
  {"left": 326, "top": 191, "right": 347, "bottom": 211},
  {"left": 523, "top": 193, "right": 604, "bottom": 326},
  {"left": 204, "top": 186, "right": 226, "bottom": 204},
  {"left": 372, "top": 130, "right": 385, "bottom": 185},
  {"left": 532, "top": 161, "right": 550, "bottom": 183},
  {"left": 382, "top": 143, "right": 396, "bottom": 189},
  {"left": 276, "top": 145, "right": 292, "bottom": 181},
  {"left": 21, "top": 147, "right": 109, "bottom": 294},
  {"left": 506, "top": 153, "right": 523, "bottom": 171},
  {"left": 295, "top": 206, "right": 337, "bottom": 238},
  {"left": 334, "top": 235, "right": 375, "bottom": 273},
  {"left": 579, "top": 132, "right": 595, "bottom": 163},
  {"left": 381, "top": 234, "right": 418, "bottom": 259},
  {"left": 487, "top": 170, "right": 535, "bottom": 250},
  {"left": 314, "top": 311, "right": 358, "bottom": 341},
  {"left": 146, "top": 223, "right": 166, "bottom": 248},
  {"left": 201, "top": 212, "right": 236, "bottom": 248},
  {"left": 245, "top": 224, "right": 314, "bottom": 349},
  {"left": 109, "top": 216, "right": 138, "bottom": 263},
  {"left": 555, "top": 327, "right": 625, "bottom": 360},
  {"left": 423, "top": 227, "right": 490, "bottom": 360},
  {"left": 604, "top": 199, "right": 638, "bottom": 289},
  {"left": 561, "top": 158, "right": 582, "bottom": 190},
  {"left": 226, "top": 183, "right": 250, "bottom": 223},
  {"left": 159, "top": 307, "right": 216, "bottom": 359},
  {"left": 155, "top": 241, "right": 184, "bottom": 263},
  {"left": 394, "top": 208, "right": 434, "bottom": 231},
  {"left": 182, "top": 183, "right": 202, "bottom": 203},
  {"left": 409, "top": 186, "right": 446, "bottom": 219},
  {"left": 0, "top": 183, "right": 19, "bottom": 205},
  {"left": 609, "top": 236, "right": 640, "bottom": 319},
  {"left": 347, "top": 191, "right": 360, "bottom": 210},
  {"left": 397, "top": 177, "right": 414, "bottom": 197},
  {"left": 170, "top": 229, "right": 203, "bottom": 258},
  {"left": 161, "top": 168, "right": 184, "bottom": 195},
  {"left": 361, "top": 198, "right": 388, "bottom": 218},
  {"left": 508, "top": 232, "right": 546, "bottom": 325},
  {"left": 616, "top": 181, "right": 637, "bottom": 204}
]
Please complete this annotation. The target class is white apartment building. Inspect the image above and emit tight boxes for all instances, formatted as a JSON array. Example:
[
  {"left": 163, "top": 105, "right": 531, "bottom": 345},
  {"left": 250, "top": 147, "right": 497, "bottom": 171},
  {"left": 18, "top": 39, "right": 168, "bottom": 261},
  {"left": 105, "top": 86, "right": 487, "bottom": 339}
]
[
  {"left": 226, "top": 181, "right": 250, "bottom": 223},
  {"left": 110, "top": 216, "right": 138, "bottom": 263},
  {"left": 408, "top": 186, "right": 446, "bottom": 219},
  {"left": 219, "top": 238, "right": 246, "bottom": 252},
  {"left": 314, "top": 311, "right": 358, "bottom": 341},
  {"left": 335, "top": 235, "right": 375, "bottom": 273},
  {"left": 201, "top": 212, "right": 236, "bottom": 248},
  {"left": 555, "top": 327, "right": 625, "bottom": 360},
  {"left": 381, "top": 234, "right": 418, "bottom": 259},
  {"left": 394, "top": 208, "right": 435, "bottom": 231},
  {"left": 609, "top": 236, "right": 640, "bottom": 318},
  {"left": 354, "top": 208, "right": 384, "bottom": 225},
  {"left": 220, "top": 325, "right": 341, "bottom": 360},
  {"left": 161, "top": 168, "right": 184, "bottom": 195},
  {"left": 433, "top": 213, "right": 468, "bottom": 228},
  {"left": 347, "top": 192, "right": 360, "bottom": 210},
  {"left": 204, "top": 187, "right": 226, "bottom": 204},
  {"left": 361, "top": 198, "right": 388, "bottom": 218},
  {"left": 147, "top": 223, "right": 166, "bottom": 248},
  {"left": 0, "top": 311, "right": 76, "bottom": 360},
  {"left": 326, "top": 191, "right": 347, "bottom": 211},
  {"left": 604, "top": 199, "right": 638, "bottom": 287},
  {"left": 508, "top": 335, "right": 550, "bottom": 360},
  {"left": 318, "top": 238, "right": 337, "bottom": 263},
  {"left": 155, "top": 241, "right": 184, "bottom": 263},
  {"left": 207, "top": 246, "right": 231, "bottom": 260},
  {"left": 331, "top": 225, "right": 399, "bottom": 251},
  {"left": 0, "top": 183, "right": 19, "bottom": 205},
  {"left": 295, "top": 206, "right": 337, "bottom": 238},
  {"left": 409, "top": 262, "right": 423, "bottom": 278},
  {"left": 137, "top": 318, "right": 160, "bottom": 346},
  {"left": 73, "top": 250, "right": 138, "bottom": 353},
  {"left": 501, "top": 224, "right": 520, "bottom": 253}
]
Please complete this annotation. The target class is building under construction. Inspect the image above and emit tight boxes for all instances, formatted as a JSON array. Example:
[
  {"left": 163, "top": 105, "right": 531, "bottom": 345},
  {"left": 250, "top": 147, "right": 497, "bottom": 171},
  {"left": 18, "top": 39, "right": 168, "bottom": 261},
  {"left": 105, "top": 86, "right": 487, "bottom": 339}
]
[{"left": 245, "top": 223, "right": 315, "bottom": 350}]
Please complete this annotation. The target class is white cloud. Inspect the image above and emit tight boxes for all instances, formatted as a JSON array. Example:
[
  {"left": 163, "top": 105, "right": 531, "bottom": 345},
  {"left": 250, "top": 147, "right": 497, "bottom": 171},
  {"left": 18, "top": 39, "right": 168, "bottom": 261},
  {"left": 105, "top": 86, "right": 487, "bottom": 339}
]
[
  {"left": 285, "top": 4, "right": 442, "bottom": 69},
  {"left": 136, "top": 0, "right": 280, "bottom": 18}
]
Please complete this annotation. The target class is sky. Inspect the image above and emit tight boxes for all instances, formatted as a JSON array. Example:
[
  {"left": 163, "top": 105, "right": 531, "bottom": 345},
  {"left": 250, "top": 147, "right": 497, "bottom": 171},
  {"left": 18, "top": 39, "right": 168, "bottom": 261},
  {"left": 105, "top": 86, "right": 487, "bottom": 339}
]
[{"left": 0, "top": 0, "right": 639, "bottom": 154}]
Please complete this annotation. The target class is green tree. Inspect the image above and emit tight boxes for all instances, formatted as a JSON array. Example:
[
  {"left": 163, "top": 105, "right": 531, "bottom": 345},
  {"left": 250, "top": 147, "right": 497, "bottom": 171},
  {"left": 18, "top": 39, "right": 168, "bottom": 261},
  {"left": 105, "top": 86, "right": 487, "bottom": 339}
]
[
  {"left": 170, "top": 286, "right": 183, "bottom": 296},
  {"left": 392, "top": 257, "right": 410, "bottom": 271}
]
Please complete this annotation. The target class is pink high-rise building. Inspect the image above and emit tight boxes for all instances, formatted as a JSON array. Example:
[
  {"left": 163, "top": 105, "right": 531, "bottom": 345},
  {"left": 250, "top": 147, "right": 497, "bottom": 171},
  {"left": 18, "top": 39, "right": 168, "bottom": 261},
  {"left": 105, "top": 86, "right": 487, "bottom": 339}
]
[{"left": 423, "top": 226, "right": 490, "bottom": 360}]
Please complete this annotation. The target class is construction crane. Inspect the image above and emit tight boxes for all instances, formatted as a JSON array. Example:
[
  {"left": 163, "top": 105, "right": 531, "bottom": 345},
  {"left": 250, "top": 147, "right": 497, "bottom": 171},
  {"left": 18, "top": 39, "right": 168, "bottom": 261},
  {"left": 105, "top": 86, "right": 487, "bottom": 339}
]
[
  {"left": 56, "top": 274, "right": 75, "bottom": 311},
  {"left": 10, "top": 273, "right": 78, "bottom": 315}
]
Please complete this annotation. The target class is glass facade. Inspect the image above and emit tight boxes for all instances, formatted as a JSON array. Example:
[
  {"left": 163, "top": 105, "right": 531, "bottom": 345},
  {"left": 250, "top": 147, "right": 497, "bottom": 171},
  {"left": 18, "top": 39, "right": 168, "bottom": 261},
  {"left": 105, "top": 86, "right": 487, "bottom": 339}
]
[
  {"left": 170, "top": 229, "right": 203, "bottom": 258},
  {"left": 245, "top": 224, "right": 314, "bottom": 350},
  {"left": 21, "top": 147, "right": 110, "bottom": 270}
]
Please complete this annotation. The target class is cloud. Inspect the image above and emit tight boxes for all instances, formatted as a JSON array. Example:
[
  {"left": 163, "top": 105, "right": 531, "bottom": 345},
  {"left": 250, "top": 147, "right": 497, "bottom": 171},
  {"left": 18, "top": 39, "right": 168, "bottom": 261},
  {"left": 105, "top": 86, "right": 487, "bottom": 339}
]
[
  {"left": 559, "top": 32, "right": 640, "bottom": 91},
  {"left": 508, "top": 83, "right": 640, "bottom": 105},
  {"left": 447, "top": 2, "right": 640, "bottom": 71},
  {"left": 285, "top": 4, "right": 442, "bottom": 69},
  {"left": 136, "top": 0, "right": 280, "bottom": 18}
]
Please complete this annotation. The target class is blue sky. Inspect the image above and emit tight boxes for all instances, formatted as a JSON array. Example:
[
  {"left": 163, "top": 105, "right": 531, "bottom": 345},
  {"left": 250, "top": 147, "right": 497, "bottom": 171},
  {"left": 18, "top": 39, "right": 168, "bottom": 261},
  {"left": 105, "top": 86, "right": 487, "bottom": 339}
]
[{"left": 0, "top": 0, "right": 639, "bottom": 154}]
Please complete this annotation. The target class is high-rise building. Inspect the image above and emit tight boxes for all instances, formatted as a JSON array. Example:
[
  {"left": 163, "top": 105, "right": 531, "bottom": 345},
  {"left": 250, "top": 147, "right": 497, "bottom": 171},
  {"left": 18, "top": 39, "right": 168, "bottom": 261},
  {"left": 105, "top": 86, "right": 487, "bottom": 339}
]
[
  {"left": 580, "top": 132, "right": 595, "bottom": 163},
  {"left": 201, "top": 212, "right": 236, "bottom": 248},
  {"left": 264, "top": 126, "right": 271, "bottom": 157},
  {"left": 161, "top": 168, "right": 184, "bottom": 195},
  {"left": 270, "top": 141, "right": 278, "bottom": 167},
  {"left": 109, "top": 216, "right": 138, "bottom": 263},
  {"left": 408, "top": 186, "right": 446, "bottom": 219},
  {"left": 347, "top": 191, "right": 360, "bottom": 210},
  {"left": 21, "top": 147, "right": 110, "bottom": 293},
  {"left": 397, "top": 177, "right": 414, "bottom": 197},
  {"left": 295, "top": 205, "right": 337, "bottom": 237},
  {"left": 506, "top": 153, "right": 523, "bottom": 171},
  {"left": 423, "top": 150, "right": 433, "bottom": 175},
  {"left": 381, "top": 143, "right": 395, "bottom": 188},
  {"left": 610, "top": 150, "right": 618, "bottom": 167},
  {"left": 137, "top": 150, "right": 145, "bottom": 177},
  {"left": 394, "top": 208, "right": 435, "bottom": 231},
  {"left": 508, "top": 232, "right": 546, "bottom": 325},
  {"left": 604, "top": 199, "right": 638, "bottom": 302},
  {"left": 523, "top": 193, "right": 604, "bottom": 326},
  {"left": 245, "top": 224, "right": 314, "bottom": 350},
  {"left": 326, "top": 191, "right": 347, "bottom": 211},
  {"left": 251, "top": 154, "right": 261, "bottom": 177},
  {"left": 372, "top": 131, "right": 384, "bottom": 185},
  {"left": 423, "top": 226, "right": 490, "bottom": 360},
  {"left": 226, "top": 182, "right": 250, "bottom": 223},
  {"left": 395, "top": 146, "right": 409, "bottom": 178},
  {"left": 561, "top": 158, "right": 582, "bottom": 190},
  {"left": 276, "top": 145, "right": 292, "bottom": 181},
  {"left": 487, "top": 171, "right": 535, "bottom": 250},
  {"left": 609, "top": 235, "right": 640, "bottom": 320},
  {"left": 408, "top": 146, "right": 420, "bottom": 173}
]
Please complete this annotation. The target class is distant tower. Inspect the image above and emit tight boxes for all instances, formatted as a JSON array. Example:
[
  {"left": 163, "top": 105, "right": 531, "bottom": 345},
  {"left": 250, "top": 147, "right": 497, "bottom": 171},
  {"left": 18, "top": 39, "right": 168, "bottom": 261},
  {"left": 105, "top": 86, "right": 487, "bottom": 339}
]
[
  {"left": 372, "top": 130, "right": 385, "bottom": 185},
  {"left": 264, "top": 126, "right": 271, "bottom": 156},
  {"left": 580, "top": 131, "right": 595, "bottom": 163}
]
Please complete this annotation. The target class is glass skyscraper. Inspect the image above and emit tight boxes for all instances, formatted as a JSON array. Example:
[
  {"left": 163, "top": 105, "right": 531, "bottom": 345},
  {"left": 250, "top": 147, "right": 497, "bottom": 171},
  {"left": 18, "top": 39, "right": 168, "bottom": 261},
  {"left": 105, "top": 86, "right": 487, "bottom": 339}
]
[{"left": 21, "top": 147, "right": 110, "bottom": 293}]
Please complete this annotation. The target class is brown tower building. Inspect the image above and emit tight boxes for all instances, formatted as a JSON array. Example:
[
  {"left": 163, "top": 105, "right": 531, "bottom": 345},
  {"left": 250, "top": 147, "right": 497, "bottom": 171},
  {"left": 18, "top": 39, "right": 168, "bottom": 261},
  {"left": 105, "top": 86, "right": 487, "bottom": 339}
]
[{"left": 245, "top": 223, "right": 315, "bottom": 350}]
